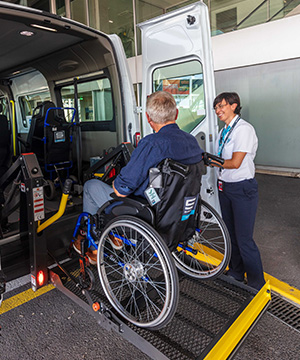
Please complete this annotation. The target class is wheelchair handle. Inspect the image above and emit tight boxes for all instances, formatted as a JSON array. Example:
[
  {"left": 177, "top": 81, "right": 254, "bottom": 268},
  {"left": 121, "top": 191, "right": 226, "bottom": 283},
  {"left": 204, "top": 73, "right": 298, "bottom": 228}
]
[{"left": 202, "top": 152, "right": 224, "bottom": 167}]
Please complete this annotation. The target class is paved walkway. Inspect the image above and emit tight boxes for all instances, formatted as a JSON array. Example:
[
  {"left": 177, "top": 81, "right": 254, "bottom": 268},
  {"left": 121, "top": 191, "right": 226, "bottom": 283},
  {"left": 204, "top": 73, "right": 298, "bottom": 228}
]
[{"left": 255, "top": 173, "right": 300, "bottom": 289}]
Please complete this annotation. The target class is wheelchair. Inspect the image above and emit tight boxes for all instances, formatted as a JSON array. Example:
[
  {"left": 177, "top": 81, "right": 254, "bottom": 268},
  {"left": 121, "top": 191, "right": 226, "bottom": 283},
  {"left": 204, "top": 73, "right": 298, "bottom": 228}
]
[{"left": 72, "top": 156, "right": 231, "bottom": 330}]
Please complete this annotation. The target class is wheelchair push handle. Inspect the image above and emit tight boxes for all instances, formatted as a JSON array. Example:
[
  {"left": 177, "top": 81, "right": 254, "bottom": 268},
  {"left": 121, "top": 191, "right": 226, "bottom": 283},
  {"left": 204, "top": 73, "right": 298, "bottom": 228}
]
[{"left": 202, "top": 152, "right": 224, "bottom": 168}]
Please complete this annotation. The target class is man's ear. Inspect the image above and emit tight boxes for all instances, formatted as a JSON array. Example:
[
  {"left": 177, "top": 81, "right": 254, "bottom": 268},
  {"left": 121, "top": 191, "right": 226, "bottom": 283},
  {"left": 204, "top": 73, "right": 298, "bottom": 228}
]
[
  {"left": 175, "top": 108, "right": 179, "bottom": 121},
  {"left": 146, "top": 112, "right": 151, "bottom": 123}
]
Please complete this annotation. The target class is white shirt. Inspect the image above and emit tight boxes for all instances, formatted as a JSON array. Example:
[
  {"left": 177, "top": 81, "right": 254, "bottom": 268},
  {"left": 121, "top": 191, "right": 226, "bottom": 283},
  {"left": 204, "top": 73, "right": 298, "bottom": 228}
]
[{"left": 216, "top": 115, "right": 258, "bottom": 182}]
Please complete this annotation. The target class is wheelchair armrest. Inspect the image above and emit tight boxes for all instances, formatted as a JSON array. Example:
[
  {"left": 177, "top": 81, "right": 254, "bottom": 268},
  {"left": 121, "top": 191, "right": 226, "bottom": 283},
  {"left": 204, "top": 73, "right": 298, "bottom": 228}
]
[
  {"left": 110, "top": 192, "right": 148, "bottom": 205},
  {"left": 110, "top": 192, "right": 121, "bottom": 199}
]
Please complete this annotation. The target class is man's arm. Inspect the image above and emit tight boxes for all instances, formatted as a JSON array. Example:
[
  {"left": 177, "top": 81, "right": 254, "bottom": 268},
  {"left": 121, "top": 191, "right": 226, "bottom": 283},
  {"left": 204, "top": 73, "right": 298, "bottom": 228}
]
[
  {"left": 113, "top": 138, "right": 157, "bottom": 197},
  {"left": 112, "top": 181, "right": 127, "bottom": 197}
]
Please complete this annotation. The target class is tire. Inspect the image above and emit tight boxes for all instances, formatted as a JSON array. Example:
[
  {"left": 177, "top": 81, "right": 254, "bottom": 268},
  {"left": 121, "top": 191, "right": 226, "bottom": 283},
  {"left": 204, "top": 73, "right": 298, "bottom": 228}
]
[
  {"left": 97, "top": 215, "right": 179, "bottom": 330},
  {"left": 78, "top": 267, "right": 95, "bottom": 291},
  {"left": 44, "top": 180, "right": 56, "bottom": 200},
  {"left": 172, "top": 200, "right": 231, "bottom": 280}
]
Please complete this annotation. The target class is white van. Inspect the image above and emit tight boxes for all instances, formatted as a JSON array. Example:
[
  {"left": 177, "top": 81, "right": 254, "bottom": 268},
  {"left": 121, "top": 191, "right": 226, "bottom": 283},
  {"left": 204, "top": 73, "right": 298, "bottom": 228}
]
[{"left": 0, "top": 1, "right": 219, "bottom": 209}]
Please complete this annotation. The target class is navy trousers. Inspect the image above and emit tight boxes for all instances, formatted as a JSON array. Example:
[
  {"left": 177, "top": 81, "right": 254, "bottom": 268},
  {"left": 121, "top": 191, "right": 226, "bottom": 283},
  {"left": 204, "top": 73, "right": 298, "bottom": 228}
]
[{"left": 218, "top": 178, "right": 265, "bottom": 290}]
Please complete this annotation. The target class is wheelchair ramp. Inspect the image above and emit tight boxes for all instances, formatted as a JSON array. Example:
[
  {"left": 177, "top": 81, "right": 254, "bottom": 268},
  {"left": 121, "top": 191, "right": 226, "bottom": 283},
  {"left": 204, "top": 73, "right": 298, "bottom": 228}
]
[{"left": 50, "top": 261, "right": 270, "bottom": 360}]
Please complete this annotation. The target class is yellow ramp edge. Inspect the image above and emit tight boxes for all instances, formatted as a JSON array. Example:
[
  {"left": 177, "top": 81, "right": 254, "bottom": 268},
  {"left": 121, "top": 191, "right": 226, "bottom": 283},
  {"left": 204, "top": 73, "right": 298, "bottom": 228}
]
[
  {"left": 178, "top": 242, "right": 300, "bottom": 305},
  {"left": 204, "top": 281, "right": 271, "bottom": 360},
  {"left": 264, "top": 272, "right": 300, "bottom": 306}
]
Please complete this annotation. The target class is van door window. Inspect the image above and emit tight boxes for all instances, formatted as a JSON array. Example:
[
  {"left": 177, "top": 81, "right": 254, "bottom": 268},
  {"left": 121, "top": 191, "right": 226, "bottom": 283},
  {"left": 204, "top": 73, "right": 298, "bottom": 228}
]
[
  {"left": 19, "top": 91, "right": 51, "bottom": 129},
  {"left": 153, "top": 60, "right": 205, "bottom": 133},
  {"left": 0, "top": 97, "right": 8, "bottom": 117},
  {"left": 60, "top": 77, "right": 114, "bottom": 130}
]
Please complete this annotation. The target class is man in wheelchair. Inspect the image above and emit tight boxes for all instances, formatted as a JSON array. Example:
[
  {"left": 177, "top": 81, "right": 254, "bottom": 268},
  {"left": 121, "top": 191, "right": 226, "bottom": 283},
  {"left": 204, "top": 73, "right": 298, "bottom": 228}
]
[{"left": 73, "top": 91, "right": 204, "bottom": 264}]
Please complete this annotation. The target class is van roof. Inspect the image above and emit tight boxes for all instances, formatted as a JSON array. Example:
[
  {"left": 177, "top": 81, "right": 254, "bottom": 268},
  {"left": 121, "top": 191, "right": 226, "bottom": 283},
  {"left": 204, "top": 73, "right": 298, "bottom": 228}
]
[{"left": 0, "top": 2, "right": 111, "bottom": 80}]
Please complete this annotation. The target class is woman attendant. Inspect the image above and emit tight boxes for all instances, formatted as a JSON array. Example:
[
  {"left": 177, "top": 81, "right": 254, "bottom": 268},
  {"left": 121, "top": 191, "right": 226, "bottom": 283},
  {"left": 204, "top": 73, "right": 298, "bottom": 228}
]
[{"left": 214, "top": 92, "right": 265, "bottom": 290}]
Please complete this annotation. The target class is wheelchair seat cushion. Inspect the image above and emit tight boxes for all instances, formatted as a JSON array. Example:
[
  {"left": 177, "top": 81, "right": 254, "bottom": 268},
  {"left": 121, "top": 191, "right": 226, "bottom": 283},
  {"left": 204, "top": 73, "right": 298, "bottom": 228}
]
[
  {"left": 152, "top": 159, "right": 203, "bottom": 251},
  {"left": 98, "top": 195, "right": 155, "bottom": 227}
]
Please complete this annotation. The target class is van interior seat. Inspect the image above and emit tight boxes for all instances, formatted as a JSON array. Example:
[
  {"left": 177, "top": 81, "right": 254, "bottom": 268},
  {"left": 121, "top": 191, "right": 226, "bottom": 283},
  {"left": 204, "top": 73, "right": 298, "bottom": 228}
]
[{"left": 27, "top": 101, "right": 72, "bottom": 166}]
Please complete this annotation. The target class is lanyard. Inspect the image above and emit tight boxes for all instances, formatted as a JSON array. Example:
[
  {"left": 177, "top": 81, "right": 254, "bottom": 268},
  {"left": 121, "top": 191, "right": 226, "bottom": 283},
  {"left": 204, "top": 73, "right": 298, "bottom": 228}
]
[{"left": 218, "top": 116, "right": 240, "bottom": 157}]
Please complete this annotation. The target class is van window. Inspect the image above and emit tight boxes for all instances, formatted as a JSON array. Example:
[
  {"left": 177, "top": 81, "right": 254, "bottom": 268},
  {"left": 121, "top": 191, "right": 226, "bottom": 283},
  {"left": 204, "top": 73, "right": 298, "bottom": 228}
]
[
  {"left": 61, "top": 78, "right": 113, "bottom": 122},
  {"left": 153, "top": 60, "right": 205, "bottom": 133},
  {"left": 0, "top": 97, "right": 9, "bottom": 118},
  {"left": 19, "top": 91, "right": 51, "bottom": 128}
]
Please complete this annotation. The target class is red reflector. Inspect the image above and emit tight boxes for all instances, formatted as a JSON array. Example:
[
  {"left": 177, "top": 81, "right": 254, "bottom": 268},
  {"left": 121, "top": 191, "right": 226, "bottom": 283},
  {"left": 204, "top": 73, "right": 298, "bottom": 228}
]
[{"left": 37, "top": 270, "right": 45, "bottom": 286}]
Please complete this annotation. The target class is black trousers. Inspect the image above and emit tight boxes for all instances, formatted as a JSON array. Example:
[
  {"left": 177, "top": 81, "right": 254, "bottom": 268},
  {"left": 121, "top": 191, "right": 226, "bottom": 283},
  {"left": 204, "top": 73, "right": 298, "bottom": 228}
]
[{"left": 219, "top": 178, "right": 265, "bottom": 290}]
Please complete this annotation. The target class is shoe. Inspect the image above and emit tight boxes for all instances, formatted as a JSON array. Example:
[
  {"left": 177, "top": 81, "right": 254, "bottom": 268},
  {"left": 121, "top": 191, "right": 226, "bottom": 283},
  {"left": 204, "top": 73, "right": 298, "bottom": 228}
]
[
  {"left": 86, "top": 249, "right": 97, "bottom": 265},
  {"left": 73, "top": 238, "right": 82, "bottom": 254},
  {"left": 109, "top": 233, "right": 123, "bottom": 250},
  {"left": 72, "top": 229, "right": 87, "bottom": 254}
]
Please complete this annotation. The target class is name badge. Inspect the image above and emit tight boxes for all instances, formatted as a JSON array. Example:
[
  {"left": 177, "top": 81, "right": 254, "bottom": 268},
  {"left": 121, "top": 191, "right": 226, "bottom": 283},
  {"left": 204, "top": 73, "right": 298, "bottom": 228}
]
[
  {"left": 144, "top": 187, "right": 161, "bottom": 206},
  {"left": 217, "top": 179, "right": 224, "bottom": 192}
]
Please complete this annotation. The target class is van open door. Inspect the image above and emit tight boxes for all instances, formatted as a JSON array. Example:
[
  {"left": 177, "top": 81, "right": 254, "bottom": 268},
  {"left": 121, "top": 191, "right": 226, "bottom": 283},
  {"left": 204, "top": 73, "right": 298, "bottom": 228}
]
[{"left": 138, "top": 2, "right": 219, "bottom": 210}]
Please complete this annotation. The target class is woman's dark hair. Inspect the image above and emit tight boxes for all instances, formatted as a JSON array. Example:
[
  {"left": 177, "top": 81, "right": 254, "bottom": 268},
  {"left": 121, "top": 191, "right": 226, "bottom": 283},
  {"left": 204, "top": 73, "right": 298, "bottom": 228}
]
[{"left": 213, "top": 92, "right": 242, "bottom": 115}]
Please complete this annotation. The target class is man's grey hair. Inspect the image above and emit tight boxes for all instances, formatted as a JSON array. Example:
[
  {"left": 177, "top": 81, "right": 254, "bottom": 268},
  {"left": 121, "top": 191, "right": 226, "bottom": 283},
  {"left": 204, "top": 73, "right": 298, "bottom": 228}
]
[{"left": 146, "top": 91, "right": 177, "bottom": 124}]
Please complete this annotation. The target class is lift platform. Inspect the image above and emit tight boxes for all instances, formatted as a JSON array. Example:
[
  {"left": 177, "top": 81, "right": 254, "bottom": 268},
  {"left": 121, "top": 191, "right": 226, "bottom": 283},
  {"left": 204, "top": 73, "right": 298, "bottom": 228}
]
[{"left": 50, "top": 259, "right": 271, "bottom": 360}]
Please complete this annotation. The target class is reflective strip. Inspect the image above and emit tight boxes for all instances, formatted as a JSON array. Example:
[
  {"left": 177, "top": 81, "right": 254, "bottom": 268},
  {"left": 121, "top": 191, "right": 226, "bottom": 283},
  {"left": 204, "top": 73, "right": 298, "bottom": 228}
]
[{"left": 0, "top": 284, "right": 54, "bottom": 315}]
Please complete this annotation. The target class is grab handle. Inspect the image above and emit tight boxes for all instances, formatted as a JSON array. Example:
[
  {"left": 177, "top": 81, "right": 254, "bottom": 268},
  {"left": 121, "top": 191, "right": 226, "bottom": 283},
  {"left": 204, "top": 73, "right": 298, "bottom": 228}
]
[{"left": 37, "top": 179, "right": 72, "bottom": 233}]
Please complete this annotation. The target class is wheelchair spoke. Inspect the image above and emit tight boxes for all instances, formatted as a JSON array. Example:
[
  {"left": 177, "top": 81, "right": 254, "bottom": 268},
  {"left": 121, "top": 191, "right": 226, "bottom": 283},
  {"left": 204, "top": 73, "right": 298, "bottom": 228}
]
[{"left": 172, "top": 200, "right": 231, "bottom": 280}]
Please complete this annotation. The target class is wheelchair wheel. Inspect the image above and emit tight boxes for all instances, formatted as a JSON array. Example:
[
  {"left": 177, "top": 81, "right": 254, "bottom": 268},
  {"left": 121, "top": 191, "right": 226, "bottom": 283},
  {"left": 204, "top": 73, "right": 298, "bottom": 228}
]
[
  {"left": 78, "top": 266, "right": 95, "bottom": 291},
  {"left": 172, "top": 200, "right": 231, "bottom": 280},
  {"left": 97, "top": 215, "right": 179, "bottom": 330}
]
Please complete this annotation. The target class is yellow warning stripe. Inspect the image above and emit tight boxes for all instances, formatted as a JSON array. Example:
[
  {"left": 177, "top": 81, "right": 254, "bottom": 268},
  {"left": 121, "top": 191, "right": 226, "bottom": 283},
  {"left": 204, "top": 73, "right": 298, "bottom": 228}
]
[
  {"left": 264, "top": 273, "right": 300, "bottom": 306},
  {"left": 0, "top": 284, "right": 55, "bottom": 315},
  {"left": 204, "top": 281, "right": 271, "bottom": 360}
]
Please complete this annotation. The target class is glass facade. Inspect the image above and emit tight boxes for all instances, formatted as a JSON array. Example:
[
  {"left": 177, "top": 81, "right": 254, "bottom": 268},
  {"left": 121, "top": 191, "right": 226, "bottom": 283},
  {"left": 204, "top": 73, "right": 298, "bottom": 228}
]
[
  {"left": 88, "top": 0, "right": 135, "bottom": 57},
  {"left": 14, "top": 0, "right": 50, "bottom": 11},
  {"left": 5, "top": 0, "right": 300, "bottom": 57},
  {"left": 60, "top": 78, "right": 113, "bottom": 122}
]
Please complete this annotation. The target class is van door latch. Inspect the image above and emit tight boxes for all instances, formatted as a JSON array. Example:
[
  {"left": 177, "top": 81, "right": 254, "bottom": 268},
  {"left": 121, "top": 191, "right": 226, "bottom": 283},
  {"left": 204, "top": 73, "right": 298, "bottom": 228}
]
[{"left": 135, "top": 106, "right": 143, "bottom": 114}]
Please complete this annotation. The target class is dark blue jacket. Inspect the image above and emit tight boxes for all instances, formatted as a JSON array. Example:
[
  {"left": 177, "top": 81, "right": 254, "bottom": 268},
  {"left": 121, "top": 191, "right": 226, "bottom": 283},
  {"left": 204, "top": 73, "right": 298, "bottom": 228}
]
[{"left": 114, "top": 123, "right": 203, "bottom": 197}]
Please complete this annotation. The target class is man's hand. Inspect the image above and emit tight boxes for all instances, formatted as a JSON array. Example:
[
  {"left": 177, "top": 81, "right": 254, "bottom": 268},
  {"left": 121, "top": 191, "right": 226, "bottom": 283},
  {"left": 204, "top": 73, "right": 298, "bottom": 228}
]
[{"left": 112, "top": 181, "right": 127, "bottom": 197}]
